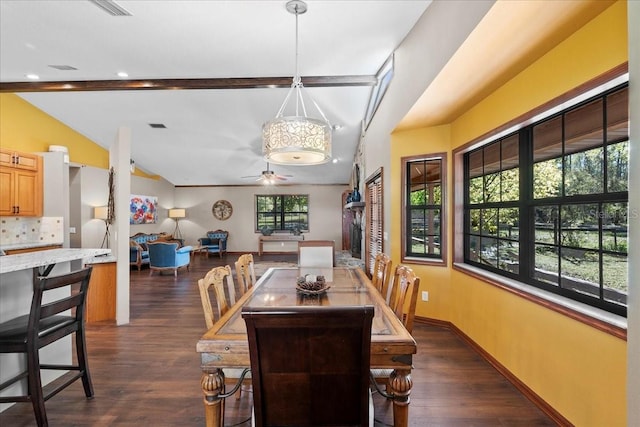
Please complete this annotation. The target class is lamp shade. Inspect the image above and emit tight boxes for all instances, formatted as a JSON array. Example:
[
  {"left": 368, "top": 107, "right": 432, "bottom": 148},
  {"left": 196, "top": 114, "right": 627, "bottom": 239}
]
[
  {"left": 168, "top": 208, "right": 186, "bottom": 219},
  {"left": 94, "top": 206, "right": 109, "bottom": 220},
  {"left": 263, "top": 116, "right": 331, "bottom": 165}
]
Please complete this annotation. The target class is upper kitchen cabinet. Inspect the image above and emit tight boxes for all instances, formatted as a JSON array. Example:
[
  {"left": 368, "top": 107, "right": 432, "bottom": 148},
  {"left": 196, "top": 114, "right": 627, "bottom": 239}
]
[{"left": 0, "top": 148, "right": 43, "bottom": 217}]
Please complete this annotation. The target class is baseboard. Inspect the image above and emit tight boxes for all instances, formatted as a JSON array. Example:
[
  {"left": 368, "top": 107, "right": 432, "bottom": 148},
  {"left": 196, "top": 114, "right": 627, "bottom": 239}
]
[{"left": 414, "top": 316, "right": 572, "bottom": 426}]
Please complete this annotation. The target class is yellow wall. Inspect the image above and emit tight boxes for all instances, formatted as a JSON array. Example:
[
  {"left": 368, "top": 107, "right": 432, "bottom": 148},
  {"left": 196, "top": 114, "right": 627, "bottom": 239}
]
[
  {"left": 391, "top": 2, "right": 627, "bottom": 426},
  {"left": 0, "top": 93, "right": 109, "bottom": 169},
  {"left": 0, "top": 93, "right": 157, "bottom": 179}
]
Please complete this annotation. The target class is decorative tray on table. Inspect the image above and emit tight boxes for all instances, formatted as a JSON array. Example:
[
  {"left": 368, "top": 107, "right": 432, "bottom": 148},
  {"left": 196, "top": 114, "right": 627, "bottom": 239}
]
[{"left": 296, "top": 275, "right": 331, "bottom": 295}]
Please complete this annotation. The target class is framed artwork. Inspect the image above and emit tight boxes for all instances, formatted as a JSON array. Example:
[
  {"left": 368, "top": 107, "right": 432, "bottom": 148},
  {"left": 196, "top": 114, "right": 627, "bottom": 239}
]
[{"left": 129, "top": 194, "right": 158, "bottom": 224}]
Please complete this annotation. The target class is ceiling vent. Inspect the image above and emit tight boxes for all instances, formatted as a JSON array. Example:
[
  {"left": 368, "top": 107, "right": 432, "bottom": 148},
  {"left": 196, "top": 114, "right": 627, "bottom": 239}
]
[
  {"left": 48, "top": 65, "right": 78, "bottom": 71},
  {"left": 149, "top": 123, "right": 166, "bottom": 129},
  {"left": 88, "top": 0, "right": 132, "bottom": 17}
]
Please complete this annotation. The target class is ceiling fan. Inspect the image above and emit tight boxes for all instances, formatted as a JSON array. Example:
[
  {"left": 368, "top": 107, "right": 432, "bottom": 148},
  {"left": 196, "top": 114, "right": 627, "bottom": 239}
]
[{"left": 242, "top": 163, "right": 293, "bottom": 185}]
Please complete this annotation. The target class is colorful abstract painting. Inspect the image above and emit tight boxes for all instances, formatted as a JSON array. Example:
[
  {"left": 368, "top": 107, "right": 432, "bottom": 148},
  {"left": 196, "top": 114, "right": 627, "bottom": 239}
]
[{"left": 129, "top": 194, "right": 158, "bottom": 224}]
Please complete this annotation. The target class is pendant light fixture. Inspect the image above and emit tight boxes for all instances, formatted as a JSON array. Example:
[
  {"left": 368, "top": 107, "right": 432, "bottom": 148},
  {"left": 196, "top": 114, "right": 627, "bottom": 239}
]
[{"left": 262, "top": 0, "right": 332, "bottom": 165}]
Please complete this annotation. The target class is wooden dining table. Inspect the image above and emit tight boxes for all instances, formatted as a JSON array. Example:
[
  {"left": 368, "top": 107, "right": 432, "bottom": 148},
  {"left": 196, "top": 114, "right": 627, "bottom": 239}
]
[{"left": 196, "top": 267, "right": 417, "bottom": 427}]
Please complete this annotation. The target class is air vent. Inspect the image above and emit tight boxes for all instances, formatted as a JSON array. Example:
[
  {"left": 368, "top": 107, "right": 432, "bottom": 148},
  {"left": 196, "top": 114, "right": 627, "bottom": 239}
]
[
  {"left": 48, "top": 65, "right": 78, "bottom": 71},
  {"left": 88, "top": 0, "right": 132, "bottom": 16},
  {"left": 149, "top": 123, "right": 166, "bottom": 129}
]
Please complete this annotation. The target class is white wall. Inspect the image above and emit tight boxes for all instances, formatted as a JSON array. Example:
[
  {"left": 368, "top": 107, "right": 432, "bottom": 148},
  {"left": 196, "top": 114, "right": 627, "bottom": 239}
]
[
  {"left": 175, "top": 185, "right": 348, "bottom": 251},
  {"left": 360, "top": 0, "right": 494, "bottom": 254}
]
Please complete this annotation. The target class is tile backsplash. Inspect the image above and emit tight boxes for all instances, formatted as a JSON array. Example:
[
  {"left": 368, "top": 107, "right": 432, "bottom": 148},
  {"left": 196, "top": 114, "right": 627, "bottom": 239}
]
[{"left": 0, "top": 217, "right": 64, "bottom": 245}]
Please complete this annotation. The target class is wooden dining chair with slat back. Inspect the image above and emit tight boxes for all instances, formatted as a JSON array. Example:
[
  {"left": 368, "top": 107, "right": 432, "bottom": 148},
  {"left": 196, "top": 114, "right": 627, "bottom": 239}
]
[
  {"left": 198, "top": 265, "right": 236, "bottom": 328},
  {"left": 372, "top": 264, "right": 420, "bottom": 390},
  {"left": 388, "top": 265, "right": 420, "bottom": 334},
  {"left": 371, "top": 252, "right": 392, "bottom": 304},
  {"left": 235, "top": 253, "right": 256, "bottom": 297},
  {"left": 242, "top": 305, "right": 375, "bottom": 427},
  {"left": 197, "top": 265, "right": 249, "bottom": 402}
]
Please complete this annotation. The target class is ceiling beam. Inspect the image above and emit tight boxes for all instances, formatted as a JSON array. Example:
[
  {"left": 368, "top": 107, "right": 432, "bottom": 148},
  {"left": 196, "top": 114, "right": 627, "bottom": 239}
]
[{"left": 0, "top": 75, "right": 377, "bottom": 93}]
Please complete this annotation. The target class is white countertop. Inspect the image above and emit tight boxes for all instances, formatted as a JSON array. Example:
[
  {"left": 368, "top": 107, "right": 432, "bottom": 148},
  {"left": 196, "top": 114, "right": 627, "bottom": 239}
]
[{"left": 0, "top": 248, "right": 111, "bottom": 274}]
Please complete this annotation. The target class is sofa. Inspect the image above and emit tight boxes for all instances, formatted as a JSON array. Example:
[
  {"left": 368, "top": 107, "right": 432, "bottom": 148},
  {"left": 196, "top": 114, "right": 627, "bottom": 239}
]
[
  {"left": 130, "top": 232, "right": 184, "bottom": 271},
  {"left": 147, "top": 241, "right": 192, "bottom": 276},
  {"left": 197, "top": 230, "right": 228, "bottom": 258}
]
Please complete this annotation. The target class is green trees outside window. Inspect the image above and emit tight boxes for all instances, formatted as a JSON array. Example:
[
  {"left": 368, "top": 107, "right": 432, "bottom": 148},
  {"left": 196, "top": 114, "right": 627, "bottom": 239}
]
[
  {"left": 464, "top": 84, "right": 629, "bottom": 316},
  {"left": 256, "top": 194, "right": 309, "bottom": 232}
]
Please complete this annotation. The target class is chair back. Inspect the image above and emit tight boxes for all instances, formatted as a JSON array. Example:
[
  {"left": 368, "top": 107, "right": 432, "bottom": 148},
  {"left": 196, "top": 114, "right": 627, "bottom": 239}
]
[
  {"left": 242, "top": 305, "right": 374, "bottom": 427},
  {"left": 198, "top": 265, "right": 236, "bottom": 329},
  {"left": 235, "top": 253, "right": 256, "bottom": 296},
  {"left": 147, "top": 241, "right": 179, "bottom": 267},
  {"left": 30, "top": 267, "right": 93, "bottom": 348},
  {"left": 297, "top": 240, "right": 335, "bottom": 268},
  {"left": 371, "top": 253, "right": 392, "bottom": 303},
  {"left": 388, "top": 265, "right": 420, "bottom": 334}
]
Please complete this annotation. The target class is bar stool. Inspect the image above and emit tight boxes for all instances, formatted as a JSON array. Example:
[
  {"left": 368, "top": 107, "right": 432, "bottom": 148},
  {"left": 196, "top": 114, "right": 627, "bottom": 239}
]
[{"left": 0, "top": 267, "right": 94, "bottom": 427}]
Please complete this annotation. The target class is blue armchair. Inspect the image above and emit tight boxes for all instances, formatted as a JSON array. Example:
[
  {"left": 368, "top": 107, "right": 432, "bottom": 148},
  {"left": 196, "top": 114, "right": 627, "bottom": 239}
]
[
  {"left": 147, "top": 242, "right": 193, "bottom": 276},
  {"left": 197, "top": 230, "right": 228, "bottom": 258}
]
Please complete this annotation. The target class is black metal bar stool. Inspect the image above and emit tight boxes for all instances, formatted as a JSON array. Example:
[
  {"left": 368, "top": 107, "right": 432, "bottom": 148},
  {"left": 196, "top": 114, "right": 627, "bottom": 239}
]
[{"left": 0, "top": 267, "right": 94, "bottom": 427}]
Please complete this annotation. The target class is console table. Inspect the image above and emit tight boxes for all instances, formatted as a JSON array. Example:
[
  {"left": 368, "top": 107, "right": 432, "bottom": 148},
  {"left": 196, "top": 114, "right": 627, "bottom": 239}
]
[{"left": 258, "top": 234, "right": 304, "bottom": 256}]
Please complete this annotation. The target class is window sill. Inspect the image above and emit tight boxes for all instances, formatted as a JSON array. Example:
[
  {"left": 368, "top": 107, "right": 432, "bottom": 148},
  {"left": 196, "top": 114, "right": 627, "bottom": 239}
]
[{"left": 453, "top": 262, "right": 627, "bottom": 340}]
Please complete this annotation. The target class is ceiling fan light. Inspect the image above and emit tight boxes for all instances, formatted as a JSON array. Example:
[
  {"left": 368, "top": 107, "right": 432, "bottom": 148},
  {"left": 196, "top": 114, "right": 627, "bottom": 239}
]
[{"left": 263, "top": 116, "right": 331, "bottom": 165}]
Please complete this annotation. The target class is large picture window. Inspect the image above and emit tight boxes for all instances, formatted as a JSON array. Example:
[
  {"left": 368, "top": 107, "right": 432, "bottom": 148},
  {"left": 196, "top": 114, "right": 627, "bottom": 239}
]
[
  {"left": 403, "top": 154, "right": 446, "bottom": 264},
  {"left": 256, "top": 194, "right": 309, "bottom": 232},
  {"left": 463, "top": 83, "right": 629, "bottom": 316}
]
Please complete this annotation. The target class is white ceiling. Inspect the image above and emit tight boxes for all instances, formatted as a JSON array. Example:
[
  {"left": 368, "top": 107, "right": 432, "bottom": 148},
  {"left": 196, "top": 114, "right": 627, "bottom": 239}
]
[{"left": 0, "top": 0, "right": 431, "bottom": 186}]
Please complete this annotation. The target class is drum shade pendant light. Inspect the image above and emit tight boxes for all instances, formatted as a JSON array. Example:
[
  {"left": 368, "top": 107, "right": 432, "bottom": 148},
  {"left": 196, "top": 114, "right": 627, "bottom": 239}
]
[{"left": 262, "top": 0, "right": 331, "bottom": 165}]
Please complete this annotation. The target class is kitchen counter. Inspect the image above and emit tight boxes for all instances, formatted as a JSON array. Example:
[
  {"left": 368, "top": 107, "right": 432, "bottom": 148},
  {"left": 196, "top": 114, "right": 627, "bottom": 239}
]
[
  {"left": 0, "top": 248, "right": 110, "bottom": 274},
  {"left": 0, "top": 241, "right": 64, "bottom": 252}
]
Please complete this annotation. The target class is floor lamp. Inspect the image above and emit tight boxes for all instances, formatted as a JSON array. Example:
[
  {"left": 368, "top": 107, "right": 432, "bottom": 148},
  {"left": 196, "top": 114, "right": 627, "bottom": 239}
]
[
  {"left": 169, "top": 208, "right": 186, "bottom": 242},
  {"left": 94, "top": 206, "right": 110, "bottom": 248}
]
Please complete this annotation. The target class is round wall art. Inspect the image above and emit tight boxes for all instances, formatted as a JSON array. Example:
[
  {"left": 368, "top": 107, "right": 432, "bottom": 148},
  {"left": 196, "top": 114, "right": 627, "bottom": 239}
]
[{"left": 212, "top": 200, "right": 233, "bottom": 220}]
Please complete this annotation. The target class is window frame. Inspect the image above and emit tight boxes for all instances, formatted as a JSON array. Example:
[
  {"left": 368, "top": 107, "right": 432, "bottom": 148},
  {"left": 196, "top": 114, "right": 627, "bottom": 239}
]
[
  {"left": 255, "top": 194, "right": 309, "bottom": 233},
  {"left": 401, "top": 153, "right": 447, "bottom": 266},
  {"left": 452, "top": 65, "right": 629, "bottom": 336}
]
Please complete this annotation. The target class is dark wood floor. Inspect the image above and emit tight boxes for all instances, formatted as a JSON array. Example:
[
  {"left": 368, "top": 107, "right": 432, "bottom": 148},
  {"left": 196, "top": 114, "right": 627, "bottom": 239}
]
[{"left": 0, "top": 253, "right": 556, "bottom": 426}]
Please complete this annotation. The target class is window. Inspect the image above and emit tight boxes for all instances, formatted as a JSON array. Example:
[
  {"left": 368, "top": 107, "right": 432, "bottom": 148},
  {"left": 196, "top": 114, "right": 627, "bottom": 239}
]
[
  {"left": 365, "top": 169, "right": 383, "bottom": 275},
  {"left": 463, "top": 84, "right": 629, "bottom": 316},
  {"left": 402, "top": 154, "right": 446, "bottom": 264},
  {"left": 256, "top": 194, "right": 309, "bottom": 232}
]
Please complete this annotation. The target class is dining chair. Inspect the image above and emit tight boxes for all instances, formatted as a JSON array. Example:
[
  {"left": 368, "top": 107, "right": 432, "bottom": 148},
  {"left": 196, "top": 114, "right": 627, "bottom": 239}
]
[
  {"left": 242, "top": 305, "right": 375, "bottom": 427},
  {"left": 297, "top": 239, "right": 335, "bottom": 268},
  {"left": 197, "top": 265, "right": 237, "bottom": 329},
  {"left": 0, "top": 267, "right": 94, "bottom": 427},
  {"left": 371, "top": 252, "right": 392, "bottom": 304},
  {"left": 235, "top": 253, "right": 256, "bottom": 296},
  {"left": 389, "top": 265, "right": 421, "bottom": 335},
  {"left": 197, "top": 265, "right": 249, "bottom": 401},
  {"left": 372, "top": 265, "right": 420, "bottom": 390}
]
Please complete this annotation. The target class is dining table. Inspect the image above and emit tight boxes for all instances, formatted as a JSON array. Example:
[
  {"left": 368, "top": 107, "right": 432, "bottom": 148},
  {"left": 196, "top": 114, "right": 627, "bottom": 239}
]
[{"left": 196, "top": 266, "right": 417, "bottom": 427}]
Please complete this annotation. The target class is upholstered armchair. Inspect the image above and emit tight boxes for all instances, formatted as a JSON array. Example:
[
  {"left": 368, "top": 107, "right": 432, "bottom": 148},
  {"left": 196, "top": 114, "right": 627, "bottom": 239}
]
[
  {"left": 198, "top": 230, "right": 228, "bottom": 258},
  {"left": 147, "top": 241, "right": 193, "bottom": 276},
  {"left": 129, "top": 240, "right": 150, "bottom": 271}
]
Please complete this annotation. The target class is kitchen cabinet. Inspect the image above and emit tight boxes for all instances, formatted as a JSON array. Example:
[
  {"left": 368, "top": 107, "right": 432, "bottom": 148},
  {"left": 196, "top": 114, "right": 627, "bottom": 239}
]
[{"left": 0, "top": 148, "right": 43, "bottom": 216}]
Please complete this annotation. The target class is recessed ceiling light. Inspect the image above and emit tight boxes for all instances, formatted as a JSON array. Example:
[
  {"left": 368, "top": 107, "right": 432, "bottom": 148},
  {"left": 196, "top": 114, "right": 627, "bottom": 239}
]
[
  {"left": 117, "top": 71, "right": 128, "bottom": 78},
  {"left": 332, "top": 158, "right": 338, "bottom": 164},
  {"left": 25, "top": 74, "right": 39, "bottom": 80}
]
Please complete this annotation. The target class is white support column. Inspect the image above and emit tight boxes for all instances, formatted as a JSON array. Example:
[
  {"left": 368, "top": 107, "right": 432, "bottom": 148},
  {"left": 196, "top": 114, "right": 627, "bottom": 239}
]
[
  {"left": 110, "top": 127, "right": 131, "bottom": 325},
  {"left": 628, "top": 0, "right": 639, "bottom": 424}
]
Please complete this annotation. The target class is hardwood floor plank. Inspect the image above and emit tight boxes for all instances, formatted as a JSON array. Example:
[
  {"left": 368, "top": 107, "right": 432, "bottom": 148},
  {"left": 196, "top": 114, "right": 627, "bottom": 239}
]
[{"left": 0, "top": 254, "right": 556, "bottom": 426}]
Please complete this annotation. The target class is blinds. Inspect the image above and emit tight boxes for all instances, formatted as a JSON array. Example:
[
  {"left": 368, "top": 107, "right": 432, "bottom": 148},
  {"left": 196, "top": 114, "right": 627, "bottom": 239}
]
[{"left": 365, "top": 170, "right": 383, "bottom": 275}]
